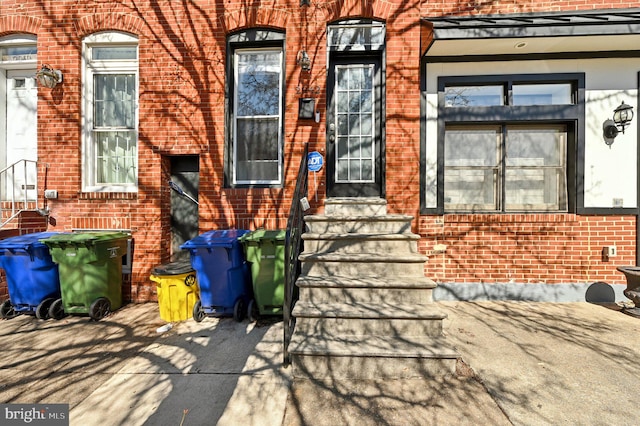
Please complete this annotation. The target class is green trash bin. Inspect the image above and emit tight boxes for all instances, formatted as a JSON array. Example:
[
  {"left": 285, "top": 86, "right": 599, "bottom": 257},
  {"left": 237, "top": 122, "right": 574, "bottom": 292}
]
[
  {"left": 41, "top": 232, "right": 130, "bottom": 320},
  {"left": 239, "top": 229, "right": 286, "bottom": 321}
]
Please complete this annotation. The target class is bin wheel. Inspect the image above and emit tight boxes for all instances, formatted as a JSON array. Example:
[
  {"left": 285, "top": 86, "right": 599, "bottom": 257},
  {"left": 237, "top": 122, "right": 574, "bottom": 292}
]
[
  {"left": 247, "top": 299, "right": 259, "bottom": 323},
  {"left": 233, "top": 299, "right": 246, "bottom": 322},
  {"left": 0, "top": 299, "right": 17, "bottom": 319},
  {"left": 193, "top": 300, "right": 205, "bottom": 322},
  {"left": 48, "top": 298, "right": 65, "bottom": 320},
  {"left": 89, "top": 297, "right": 111, "bottom": 321},
  {"left": 35, "top": 298, "right": 56, "bottom": 320}
]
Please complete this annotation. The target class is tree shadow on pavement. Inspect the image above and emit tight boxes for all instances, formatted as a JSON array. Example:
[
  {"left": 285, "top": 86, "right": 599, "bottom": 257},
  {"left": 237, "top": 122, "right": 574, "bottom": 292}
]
[
  {"left": 0, "top": 304, "right": 291, "bottom": 426},
  {"left": 437, "top": 301, "right": 640, "bottom": 426}
]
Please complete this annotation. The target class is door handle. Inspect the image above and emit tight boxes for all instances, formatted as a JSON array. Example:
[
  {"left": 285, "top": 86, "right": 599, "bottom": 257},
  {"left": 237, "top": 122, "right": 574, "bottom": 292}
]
[{"left": 328, "top": 123, "right": 335, "bottom": 142}]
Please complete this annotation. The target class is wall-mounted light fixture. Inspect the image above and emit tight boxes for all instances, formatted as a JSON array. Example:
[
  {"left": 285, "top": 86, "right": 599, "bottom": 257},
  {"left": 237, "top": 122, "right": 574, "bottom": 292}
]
[
  {"left": 35, "top": 64, "right": 63, "bottom": 88},
  {"left": 297, "top": 50, "right": 311, "bottom": 72},
  {"left": 300, "top": 0, "right": 311, "bottom": 6},
  {"left": 603, "top": 101, "right": 634, "bottom": 145}
]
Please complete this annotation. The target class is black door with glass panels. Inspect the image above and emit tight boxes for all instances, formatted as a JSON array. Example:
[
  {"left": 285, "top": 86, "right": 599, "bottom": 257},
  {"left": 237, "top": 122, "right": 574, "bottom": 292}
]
[{"left": 326, "top": 56, "right": 383, "bottom": 197}]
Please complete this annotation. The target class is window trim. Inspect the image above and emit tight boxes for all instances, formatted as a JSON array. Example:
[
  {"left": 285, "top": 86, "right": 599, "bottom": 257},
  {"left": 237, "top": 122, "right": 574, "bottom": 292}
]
[
  {"left": 225, "top": 29, "right": 286, "bottom": 188},
  {"left": 81, "top": 31, "right": 139, "bottom": 193},
  {"left": 421, "top": 71, "right": 585, "bottom": 214}
]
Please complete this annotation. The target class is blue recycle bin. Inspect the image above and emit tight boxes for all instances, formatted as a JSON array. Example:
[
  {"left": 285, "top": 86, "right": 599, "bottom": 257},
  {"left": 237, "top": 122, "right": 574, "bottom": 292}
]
[
  {"left": 0, "top": 232, "right": 61, "bottom": 320},
  {"left": 180, "top": 229, "right": 252, "bottom": 322}
]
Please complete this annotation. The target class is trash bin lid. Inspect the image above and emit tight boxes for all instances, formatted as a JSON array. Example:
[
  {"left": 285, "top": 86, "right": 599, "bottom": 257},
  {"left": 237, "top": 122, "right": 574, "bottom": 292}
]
[
  {"left": 239, "top": 229, "right": 286, "bottom": 243},
  {"left": 0, "top": 232, "right": 61, "bottom": 251},
  {"left": 152, "top": 259, "right": 194, "bottom": 275},
  {"left": 41, "top": 231, "right": 129, "bottom": 246},
  {"left": 180, "top": 229, "right": 249, "bottom": 249}
]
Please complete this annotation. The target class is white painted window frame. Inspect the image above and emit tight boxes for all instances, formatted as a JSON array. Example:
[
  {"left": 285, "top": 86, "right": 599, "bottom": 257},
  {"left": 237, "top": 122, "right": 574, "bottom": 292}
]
[{"left": 82, "top": 31, "right": 139, "bottom": 193}]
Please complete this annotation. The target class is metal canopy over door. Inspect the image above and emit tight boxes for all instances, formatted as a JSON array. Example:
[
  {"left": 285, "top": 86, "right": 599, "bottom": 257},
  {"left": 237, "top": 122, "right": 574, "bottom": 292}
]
[
  {"left": 4, "top": 69, "right": 38, "bottom": 201},
  {"left": 326, "top": 20, "right": 385, "bottom": 198}
]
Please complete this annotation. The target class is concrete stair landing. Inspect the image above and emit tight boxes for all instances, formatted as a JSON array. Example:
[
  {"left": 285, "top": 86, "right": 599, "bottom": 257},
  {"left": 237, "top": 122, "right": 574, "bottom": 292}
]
[{"left": 288, "top": 198, "right": 459, "bottom": 380}]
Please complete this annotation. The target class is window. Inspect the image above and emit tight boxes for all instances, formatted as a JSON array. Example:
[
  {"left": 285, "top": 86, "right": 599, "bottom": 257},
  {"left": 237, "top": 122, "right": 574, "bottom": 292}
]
[
  {"left": 233, "top": 49, "right": 283, "bottom": 185},
  {"left": 0, "top": 35, "right": 36, "bottom": 64},
  {"left": 226, "top": 29, "right": 285, "bottom": 187},
  {"left": 82, "top": 32, "right": 138, "bottom": 192},
  {"left": 435, "top": 74, "right": 583, "bottom": 213},
  {"left": 512, "top": 83, "right": 573, "bottom": 105},
  {"left": 445, "top": 85, "right": 504, "bottom": 107},
  {"left": 445, "top": 125, "right": 567, "bottom": 211}
]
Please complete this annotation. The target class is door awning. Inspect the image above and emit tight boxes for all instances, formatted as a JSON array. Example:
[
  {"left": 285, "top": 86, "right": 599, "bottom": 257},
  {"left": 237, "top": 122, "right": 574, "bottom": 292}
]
[{"left": 422, "top": 8, "right": 640, "bottom": 60}]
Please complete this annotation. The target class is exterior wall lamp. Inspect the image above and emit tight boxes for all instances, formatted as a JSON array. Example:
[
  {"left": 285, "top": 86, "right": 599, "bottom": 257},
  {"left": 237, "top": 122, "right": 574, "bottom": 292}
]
[
  {"left": 603, "top": 101, "right": 634, "bottom": 145},
  {"left": 36, "top": 64, "right": 63, "bottom": 88},
  {"left": 297, "top": 50, "right": 311, "bottom": 72}
]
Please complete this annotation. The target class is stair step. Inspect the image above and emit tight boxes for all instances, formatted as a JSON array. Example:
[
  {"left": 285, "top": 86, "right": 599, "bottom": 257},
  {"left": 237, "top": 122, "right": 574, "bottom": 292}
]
[
  {"left": 296, "top": 275, "right": 436, "bottom": 304},
  {"left": 302, "top": 232, "right": 420, "bottom": 254},
  {"left": 299, "top": 252, "right": 428, "bottom": 263},
  {"left": 299, "top": 253, "right": 428, "bottom": 277},
  {"left": 292, "top": 301, "right": 447, "bottom": 320},
  {"left": 289, "top": 334, "right": 459, "bottom": 379},
  {"left": 292, "top": 302, "right": 446, "bottom": 336},
  {"left": 305, "top": 215, "right": 414, "bottom": 234},
  {"left": 324, "top": 197, "right": 387, "bottom": 216},
  {"left": 296, "top": 275, "right": 437, "bottom": 290}
]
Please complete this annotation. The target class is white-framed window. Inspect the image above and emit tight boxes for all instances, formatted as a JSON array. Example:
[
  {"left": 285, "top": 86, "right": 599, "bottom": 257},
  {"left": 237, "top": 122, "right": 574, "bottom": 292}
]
[
  {"left": 82, "top": 32, "right": 138, "bottom": 192},
  {"left": 232, "top": 48, "right": 284, "bottom": 185}
]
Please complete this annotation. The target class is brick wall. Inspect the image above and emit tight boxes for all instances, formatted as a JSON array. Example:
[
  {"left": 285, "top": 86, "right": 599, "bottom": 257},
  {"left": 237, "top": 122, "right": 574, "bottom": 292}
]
[{"left": 419, "top": 214, "right": 634, "bottom": 285}]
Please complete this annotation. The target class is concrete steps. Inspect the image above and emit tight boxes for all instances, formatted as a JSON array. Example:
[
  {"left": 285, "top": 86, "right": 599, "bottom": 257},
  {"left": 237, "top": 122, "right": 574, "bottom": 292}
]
[
  {"left": 304, "top": 215, "right": 414, "bottom": 234},
  {"left": 288, "top": 197, "right": 459, "bottom": 380},
  {"left": 302, "top": 232, "right": 420, "bottom": 254},
  {"left": 296, "top": 275, "right": 436, "bottom": 304},
  {"left": 292, "top": 301, "right": 447, "bottom": 337},
  {"left": 290, "top": 334, "right": 459, "bottom": 380}
]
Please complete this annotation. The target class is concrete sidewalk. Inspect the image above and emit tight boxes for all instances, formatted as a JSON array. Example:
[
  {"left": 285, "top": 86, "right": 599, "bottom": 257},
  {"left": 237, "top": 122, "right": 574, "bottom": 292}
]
[
  {"left": 0, "top": 303, "right": 291, "bottom": 426},
  {"left": 440, "top": 301, "right": 640, "bottom": 425},
  {"left": 1, "top": 301, "right": 639, "bottom": 425}
]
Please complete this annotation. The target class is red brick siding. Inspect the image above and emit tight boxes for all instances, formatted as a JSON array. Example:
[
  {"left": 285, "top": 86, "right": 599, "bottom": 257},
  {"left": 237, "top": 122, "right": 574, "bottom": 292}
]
[{"left": 419, "top": 214, "right": 634, "bottom": 285}]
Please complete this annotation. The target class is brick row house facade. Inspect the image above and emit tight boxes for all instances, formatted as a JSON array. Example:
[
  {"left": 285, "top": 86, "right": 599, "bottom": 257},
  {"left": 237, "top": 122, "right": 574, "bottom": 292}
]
[{"left": 1, "top": 1, "right": 639, "bottom": 304}]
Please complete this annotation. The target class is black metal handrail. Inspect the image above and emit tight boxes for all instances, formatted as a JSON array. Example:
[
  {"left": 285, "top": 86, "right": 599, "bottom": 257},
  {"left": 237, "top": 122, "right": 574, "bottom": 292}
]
[{"left": 283, "top": 143, "right": 309, "bottom": 365}]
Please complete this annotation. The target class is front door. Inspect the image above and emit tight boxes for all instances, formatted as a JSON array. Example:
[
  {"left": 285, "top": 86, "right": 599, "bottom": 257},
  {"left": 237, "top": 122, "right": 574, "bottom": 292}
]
[
  {"left": 4, "top": 69, "right": 38, "bottom": 201},
  {"left": 326, "top": 56, "right": 383, "bottom": 197},
  {"left": 170, "top": 156, "right": 199, "bottom": 262}
]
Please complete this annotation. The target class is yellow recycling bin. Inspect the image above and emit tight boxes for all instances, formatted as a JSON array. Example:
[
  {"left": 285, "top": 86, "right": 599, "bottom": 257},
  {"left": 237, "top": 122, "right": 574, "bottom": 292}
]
[{"left": 150, "top": 260, "right": 198, "bottom": 322}]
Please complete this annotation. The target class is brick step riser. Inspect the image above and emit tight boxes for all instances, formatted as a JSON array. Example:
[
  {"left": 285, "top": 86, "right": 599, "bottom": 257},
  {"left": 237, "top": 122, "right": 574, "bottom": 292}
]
[
  {"left": 294, "top": 317, "right": 444, "bottom": 337},
  {"left": 291, "top": 355, "right": 456, "bottom": 380},
  {"left": 298, "top": 287, "right": 434, "bottom": 304},
  {"left": 302, "top": 238, "right": 419, "bottom": 254},
  {"left": 301, "top": 261, "right": 426, "bottom": 277}
]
